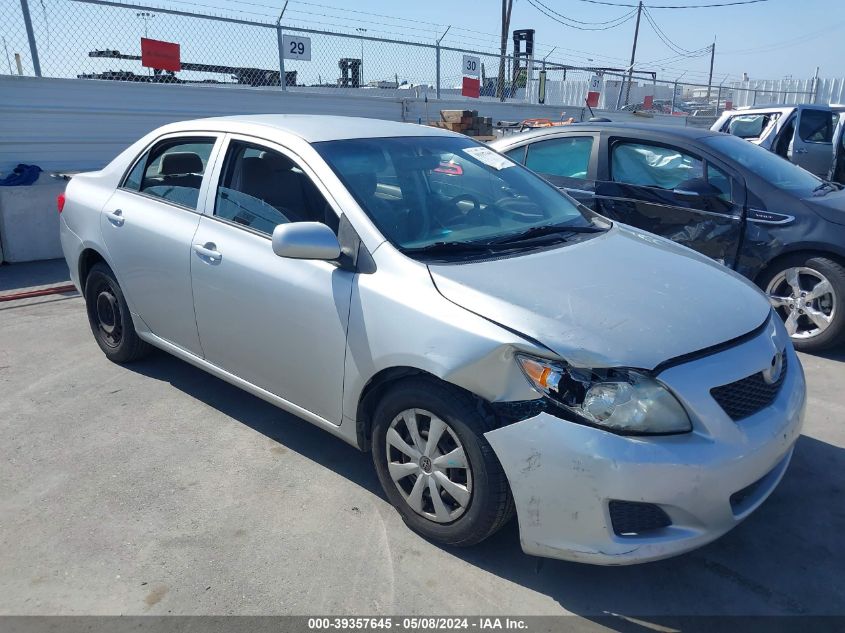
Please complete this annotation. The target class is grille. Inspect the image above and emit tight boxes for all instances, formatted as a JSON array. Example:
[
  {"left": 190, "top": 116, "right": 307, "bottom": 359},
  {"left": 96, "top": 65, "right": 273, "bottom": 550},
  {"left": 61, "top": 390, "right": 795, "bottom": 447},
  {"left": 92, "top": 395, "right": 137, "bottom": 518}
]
[
  {"left": 608, "top": 500, "right": 672, "bottom": 536},
  {"left": 710, "top": 354, "right": 788, "bottom": 421}
]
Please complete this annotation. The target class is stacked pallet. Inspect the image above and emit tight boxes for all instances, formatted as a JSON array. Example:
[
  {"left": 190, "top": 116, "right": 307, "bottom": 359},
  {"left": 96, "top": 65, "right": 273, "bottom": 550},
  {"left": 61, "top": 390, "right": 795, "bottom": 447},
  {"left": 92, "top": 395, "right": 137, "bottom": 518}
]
[{"left": 430, "top": 110, "right": 494, "bottom": 138}]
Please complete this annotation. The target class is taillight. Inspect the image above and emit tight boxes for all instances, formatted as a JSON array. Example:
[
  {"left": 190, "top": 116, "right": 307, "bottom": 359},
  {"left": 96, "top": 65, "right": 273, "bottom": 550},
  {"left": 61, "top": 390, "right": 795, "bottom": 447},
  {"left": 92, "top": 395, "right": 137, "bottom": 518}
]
[{"left": 57, "top": 192, "right": 66, "bottom": 214}]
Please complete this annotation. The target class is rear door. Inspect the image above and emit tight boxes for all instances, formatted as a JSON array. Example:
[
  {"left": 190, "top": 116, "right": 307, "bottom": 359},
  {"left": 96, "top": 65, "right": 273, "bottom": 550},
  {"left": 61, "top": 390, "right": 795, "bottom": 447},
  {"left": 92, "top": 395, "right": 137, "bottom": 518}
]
[
  {"left": 503, "top": 133, "right": 598, "bottom": 207},
  {"left": 100, "top": 133, "right": 222, "bottom": 356},
  {"left": 791, "top": 106, "right": 838, "bottom": 177},
  {"left": 594, "top": 135, "right": 745, "bottom": 268}
]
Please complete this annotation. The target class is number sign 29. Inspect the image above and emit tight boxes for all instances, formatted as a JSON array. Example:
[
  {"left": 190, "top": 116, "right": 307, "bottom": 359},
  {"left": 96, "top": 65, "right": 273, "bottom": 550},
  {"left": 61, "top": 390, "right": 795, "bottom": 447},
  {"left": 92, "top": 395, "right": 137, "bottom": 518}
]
[{"left": 283, "top": 35, "right": 311, "bottom": 61}]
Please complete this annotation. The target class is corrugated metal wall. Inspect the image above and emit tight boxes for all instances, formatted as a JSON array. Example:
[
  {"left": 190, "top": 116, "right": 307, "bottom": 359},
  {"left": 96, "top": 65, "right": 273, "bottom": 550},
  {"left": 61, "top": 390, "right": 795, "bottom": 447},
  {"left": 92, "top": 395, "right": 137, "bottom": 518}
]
[
  {"left": 0, "top": 76, "right": 403, "bottom": 173},
  {"left": 1, "top": 76, "right": 695, "bottom": 174}
]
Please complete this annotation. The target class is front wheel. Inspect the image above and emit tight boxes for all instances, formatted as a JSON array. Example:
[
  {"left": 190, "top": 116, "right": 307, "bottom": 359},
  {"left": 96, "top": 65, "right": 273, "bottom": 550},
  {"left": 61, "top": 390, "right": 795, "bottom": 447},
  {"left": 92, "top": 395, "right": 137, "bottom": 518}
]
[
  {"left": 761, "top": 255, "right": 845, "bottom": 352},
  {"left": 371, "top": 378, "right": 514, "bottom": 547}
]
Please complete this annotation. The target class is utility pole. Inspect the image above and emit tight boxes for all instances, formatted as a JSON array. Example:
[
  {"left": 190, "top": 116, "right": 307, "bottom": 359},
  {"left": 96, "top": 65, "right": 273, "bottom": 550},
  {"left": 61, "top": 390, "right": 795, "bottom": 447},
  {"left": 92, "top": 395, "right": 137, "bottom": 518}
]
[
  {"left": 705, "top": 39, "right": 715, "bottom": 104},
  {"left": 497, "top": 0, "right": 514, "bottom": 101},
  {"left": 623, "top": 0, "right": 643, "bottom": 107}
]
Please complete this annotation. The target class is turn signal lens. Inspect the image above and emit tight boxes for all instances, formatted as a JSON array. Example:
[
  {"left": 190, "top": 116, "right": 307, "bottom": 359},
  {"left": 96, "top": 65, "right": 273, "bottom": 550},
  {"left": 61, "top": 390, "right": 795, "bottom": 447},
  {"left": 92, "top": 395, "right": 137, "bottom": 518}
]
[{"left": 57, "top": 192, "right": 66, "bottom": 214}]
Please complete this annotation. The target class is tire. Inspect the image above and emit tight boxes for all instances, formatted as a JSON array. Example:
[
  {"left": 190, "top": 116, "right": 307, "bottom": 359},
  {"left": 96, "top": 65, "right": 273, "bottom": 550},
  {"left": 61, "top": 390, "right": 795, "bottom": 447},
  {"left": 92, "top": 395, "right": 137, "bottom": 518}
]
[
  {"left": 84, "top": 262, "right": 151, "bottom": 363},
  {"left": 371, "top": 377, "right": 514, "bottom": 547},
  {"left": 759, "top": 254, "right": 845, "bottom": 353}
]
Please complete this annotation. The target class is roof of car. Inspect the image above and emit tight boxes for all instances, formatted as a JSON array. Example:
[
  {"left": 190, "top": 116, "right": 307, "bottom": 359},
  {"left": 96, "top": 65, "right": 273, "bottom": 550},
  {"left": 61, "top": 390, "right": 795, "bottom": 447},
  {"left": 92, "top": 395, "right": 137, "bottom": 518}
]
[
  {"left": 490, "top": 121, "right": 722, "bottom": 147},
  {"left": 165, "top": 114, "right": 455, "bottom": 143}
]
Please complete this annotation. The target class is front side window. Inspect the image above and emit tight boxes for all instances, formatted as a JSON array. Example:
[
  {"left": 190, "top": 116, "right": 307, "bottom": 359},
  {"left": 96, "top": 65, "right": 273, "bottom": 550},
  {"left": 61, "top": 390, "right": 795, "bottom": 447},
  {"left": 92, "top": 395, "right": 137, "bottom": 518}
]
[
  {"left": 315, "top": 136, "right": 595, "bottom": 253},
  {"left": 214, "top": 141, "right": 334, "bottom": 236},
  {"left": 123, "top": 137, "right": 215, "bottom": 210},
  {"left": 524, "top": 136, "right": 593, "bottom": 179},
  {"left": 799, "top": 109, "right": 837, "bottom": 143},
  {"left": 611, "top": 141, "right": 703, "bottom": 190}
]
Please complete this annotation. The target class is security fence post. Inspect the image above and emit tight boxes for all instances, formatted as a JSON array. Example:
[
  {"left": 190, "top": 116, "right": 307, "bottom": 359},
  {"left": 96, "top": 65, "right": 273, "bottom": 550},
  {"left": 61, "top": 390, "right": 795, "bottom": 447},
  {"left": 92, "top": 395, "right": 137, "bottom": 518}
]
[
  {"left": 276, "top": 2, "right": 288, "bottom": 91},
  {"left": 435, "top": 27, "right": 450, "bottom": 101},
  {"left": 19, "top": 0, "right": 41, "bottom": 77}
]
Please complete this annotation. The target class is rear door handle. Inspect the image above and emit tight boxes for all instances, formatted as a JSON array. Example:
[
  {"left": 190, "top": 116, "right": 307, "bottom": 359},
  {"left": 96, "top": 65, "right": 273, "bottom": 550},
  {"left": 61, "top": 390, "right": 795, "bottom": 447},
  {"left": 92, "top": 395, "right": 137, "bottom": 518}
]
[
  {"left": 795, "top": 148, "right": 808, "bottom": 154},
  {"left": 107, "top": 209, "right": 125, "bottom": 226},
  {"left": 193, "top": 242, "right": 222, "bottom": 262}
]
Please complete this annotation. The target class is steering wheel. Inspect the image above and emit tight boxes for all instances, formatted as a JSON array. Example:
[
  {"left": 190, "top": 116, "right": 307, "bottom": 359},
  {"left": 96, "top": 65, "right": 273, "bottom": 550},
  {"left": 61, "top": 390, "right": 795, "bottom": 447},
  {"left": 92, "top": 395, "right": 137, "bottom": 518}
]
[{"left": 489, "top": 196, "right": 551, "bottom": 223}]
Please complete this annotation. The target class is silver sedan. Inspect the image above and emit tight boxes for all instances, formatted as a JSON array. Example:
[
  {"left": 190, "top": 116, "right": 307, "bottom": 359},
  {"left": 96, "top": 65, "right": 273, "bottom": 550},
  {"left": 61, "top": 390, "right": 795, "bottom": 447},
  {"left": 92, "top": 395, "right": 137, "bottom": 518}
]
[{"left": 58, "top": 115, "right": 805, "bottom": 564}]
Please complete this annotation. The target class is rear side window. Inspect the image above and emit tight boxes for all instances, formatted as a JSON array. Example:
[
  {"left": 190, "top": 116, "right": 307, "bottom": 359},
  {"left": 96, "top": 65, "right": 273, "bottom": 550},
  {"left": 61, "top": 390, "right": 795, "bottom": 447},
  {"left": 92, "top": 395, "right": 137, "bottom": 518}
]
[
  {"left": 123, "top": 137, "right": 215, "bottom": 210},
  {"left": 726, "top": 113, "right": 779, "bottom": 139},
  {"left": 799, "top": 110, "right": 837, "bottom": 143},
  {"left": 611, "top": 141, "right": 703, "bottom": 190},
  {"left": 524, "top": 136, "right": 593, "bottom": 179}
]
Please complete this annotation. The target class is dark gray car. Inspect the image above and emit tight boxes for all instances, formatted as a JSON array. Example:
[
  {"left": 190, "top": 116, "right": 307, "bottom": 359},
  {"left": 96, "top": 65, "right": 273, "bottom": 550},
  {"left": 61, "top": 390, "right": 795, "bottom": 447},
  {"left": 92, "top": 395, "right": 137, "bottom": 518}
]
[{"left": 491, "top": 122, "right": 845, "bottom": 351}]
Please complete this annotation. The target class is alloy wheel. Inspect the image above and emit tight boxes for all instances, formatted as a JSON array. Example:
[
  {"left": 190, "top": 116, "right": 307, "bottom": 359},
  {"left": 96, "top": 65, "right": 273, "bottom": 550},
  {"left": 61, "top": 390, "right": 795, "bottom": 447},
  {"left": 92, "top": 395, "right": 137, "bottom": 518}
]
[
  {"left": 766, "top": 266, "right": 836, "bottom": 340},
  {"left": 385, "top": 408, "right": 473, "bottom": 523}
]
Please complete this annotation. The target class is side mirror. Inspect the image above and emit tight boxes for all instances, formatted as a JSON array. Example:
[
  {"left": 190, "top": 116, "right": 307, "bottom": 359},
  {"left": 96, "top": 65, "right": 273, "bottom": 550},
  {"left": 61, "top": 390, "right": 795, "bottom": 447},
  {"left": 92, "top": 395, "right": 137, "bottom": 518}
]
[{"left": 272, "top": 222, "right": 341, "bottom": 260}]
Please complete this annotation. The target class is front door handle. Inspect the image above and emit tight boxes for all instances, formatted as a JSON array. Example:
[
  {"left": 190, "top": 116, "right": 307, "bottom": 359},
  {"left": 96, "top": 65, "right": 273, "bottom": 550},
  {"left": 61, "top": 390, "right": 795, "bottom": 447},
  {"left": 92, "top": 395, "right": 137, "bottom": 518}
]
[
  {"left": 193, "top": 242, "right": 222, "bottom": 262},
  {"left": 107, "top": 209, "right": 125, "bottom": 227},
  {"left": 795, "top": 147, "right": 808, "bottom": 155}
]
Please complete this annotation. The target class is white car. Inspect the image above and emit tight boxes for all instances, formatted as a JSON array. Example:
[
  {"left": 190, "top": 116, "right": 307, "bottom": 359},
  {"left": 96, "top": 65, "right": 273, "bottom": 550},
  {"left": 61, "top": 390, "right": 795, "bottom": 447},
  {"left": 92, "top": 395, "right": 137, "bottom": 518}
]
[{"left": 58, "top": 115, "right": 806, "bottom": 564}]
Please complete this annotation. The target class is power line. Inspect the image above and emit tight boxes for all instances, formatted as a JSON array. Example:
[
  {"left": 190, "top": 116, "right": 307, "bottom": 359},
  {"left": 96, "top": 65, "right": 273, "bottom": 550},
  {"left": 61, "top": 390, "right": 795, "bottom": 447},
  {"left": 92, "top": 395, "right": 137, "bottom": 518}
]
[
  {"left": 564, "top": 0, "right": 769, "bottom": 7},
  {"left": 525, "top": 0, "right": 637, "bottom": 30},
  {"left": 526, "top": 0, "right": 638, "bottom": 25},
  {"left": 642, "top": 6, "right": 711, "bottom": 56}
]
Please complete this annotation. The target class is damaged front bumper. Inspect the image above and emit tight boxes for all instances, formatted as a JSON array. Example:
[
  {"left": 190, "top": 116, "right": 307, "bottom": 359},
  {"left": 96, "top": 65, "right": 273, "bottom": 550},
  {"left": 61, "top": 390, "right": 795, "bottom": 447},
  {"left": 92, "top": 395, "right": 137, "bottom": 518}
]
[{"left": 484, "top": 326, "right": 806, "bottom": 565}]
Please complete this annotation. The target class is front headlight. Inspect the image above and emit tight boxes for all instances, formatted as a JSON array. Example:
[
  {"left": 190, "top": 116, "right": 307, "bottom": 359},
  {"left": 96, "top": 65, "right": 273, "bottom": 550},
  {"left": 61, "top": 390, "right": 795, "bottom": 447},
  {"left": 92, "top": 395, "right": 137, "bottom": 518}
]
[{"left": 516, "top": 354, "right": 691, "bottom": 434}]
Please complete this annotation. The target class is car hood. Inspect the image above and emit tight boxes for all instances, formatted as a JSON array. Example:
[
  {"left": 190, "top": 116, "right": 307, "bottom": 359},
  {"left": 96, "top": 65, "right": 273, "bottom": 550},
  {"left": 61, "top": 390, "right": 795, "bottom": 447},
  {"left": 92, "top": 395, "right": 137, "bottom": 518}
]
[
  {"left": 428, "top": 225, "right": 771, "bottom": 370},
  {"left": 804, "top": 188, "right": 845, "bottom": 226}
]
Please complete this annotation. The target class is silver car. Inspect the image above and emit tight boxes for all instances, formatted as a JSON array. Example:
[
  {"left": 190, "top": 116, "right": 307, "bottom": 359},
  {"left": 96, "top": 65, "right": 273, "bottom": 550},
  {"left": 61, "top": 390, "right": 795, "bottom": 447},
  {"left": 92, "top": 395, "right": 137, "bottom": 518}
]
[{"left": 58, "top": 115, "right": 806, "bottom": 565}]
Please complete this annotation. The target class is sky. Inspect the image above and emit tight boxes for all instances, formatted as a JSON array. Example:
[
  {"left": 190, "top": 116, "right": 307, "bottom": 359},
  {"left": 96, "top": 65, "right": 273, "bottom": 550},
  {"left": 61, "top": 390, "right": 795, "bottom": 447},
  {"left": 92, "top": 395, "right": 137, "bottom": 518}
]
[
  {"left": 3, "top": 0, "right": 842, "bottom": 87},
  {"left": 192, "top": 0, "right": 843, "bottom": 84}
]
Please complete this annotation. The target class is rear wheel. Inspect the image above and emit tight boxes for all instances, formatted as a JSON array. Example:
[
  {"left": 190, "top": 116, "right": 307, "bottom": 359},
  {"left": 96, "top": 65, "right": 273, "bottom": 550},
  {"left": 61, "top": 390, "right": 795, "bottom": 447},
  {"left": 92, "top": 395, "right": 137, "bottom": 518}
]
[
  {"left": 761, "top": 255, "right": 845, "bottom": 352},
  {"left": 371, "top": 378, "right": 514, "bottom": 547},
  {"left": 84, "top": 263, "right": 150, "bottom": 363}
]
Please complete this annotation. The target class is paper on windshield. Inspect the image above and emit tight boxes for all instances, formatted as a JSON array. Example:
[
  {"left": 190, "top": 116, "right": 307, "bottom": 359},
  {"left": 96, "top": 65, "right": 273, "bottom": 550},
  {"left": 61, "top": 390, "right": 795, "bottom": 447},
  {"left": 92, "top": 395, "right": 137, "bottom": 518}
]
[{"left": 463, "top": 146, "right": 514, "bottom": 170}]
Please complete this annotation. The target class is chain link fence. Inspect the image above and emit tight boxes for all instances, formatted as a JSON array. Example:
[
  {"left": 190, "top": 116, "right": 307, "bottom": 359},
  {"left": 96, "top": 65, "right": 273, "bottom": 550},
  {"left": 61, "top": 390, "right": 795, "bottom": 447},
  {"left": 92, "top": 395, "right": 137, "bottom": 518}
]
[{"left": 0, "top": 0, "right": 829, "bottom": 115}]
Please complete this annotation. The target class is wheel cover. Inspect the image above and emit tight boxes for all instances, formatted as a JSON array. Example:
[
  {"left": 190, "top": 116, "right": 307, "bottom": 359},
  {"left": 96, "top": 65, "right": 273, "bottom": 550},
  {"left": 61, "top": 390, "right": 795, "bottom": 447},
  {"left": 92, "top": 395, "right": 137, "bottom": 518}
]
[
  {"left": 766, "top": 266, "right": 836, "bottom": 340},
  {"left": 385, "top": 408, "right": 473, "bottom": 524},
  {"left": 94, "top": 285, "right": 123, "bottom": 348}
]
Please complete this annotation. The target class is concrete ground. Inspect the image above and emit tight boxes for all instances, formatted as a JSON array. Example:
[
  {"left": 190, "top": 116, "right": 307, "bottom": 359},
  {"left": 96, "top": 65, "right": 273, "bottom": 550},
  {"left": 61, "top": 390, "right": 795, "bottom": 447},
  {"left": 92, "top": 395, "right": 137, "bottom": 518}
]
[{"left": 1, "top": 266, "right": 843, "bottom": 622}]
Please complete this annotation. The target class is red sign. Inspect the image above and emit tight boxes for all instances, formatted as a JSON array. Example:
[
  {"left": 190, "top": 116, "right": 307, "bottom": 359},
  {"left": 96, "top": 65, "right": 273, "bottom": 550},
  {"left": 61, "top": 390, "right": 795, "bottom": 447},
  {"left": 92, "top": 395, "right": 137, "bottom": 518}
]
[
  {"left": 725, "top": 100, "right": 733, "bottom": 111},
  {"left": 643, "top": 95, "right": 654, "bottom": 109},
  {"left": 141, "top": 38, "right": 181, "bottom": 72},
  {"left": 585, "top": 91, "right": 600, "bottom": 108},
  {"left": 461, "top": 76, "right": 480, "bottom": 99}
]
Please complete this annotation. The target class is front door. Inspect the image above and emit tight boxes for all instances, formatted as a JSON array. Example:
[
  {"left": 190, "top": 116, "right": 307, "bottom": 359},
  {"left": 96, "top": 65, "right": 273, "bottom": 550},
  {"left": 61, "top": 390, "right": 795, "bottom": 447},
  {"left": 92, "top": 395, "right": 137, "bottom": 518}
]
[
  {"left": 791, "top": 106, "right": 838, "bottom": 177},
  {"left": 100, "top": 134, "right": 221, "bottom": 356},
  {"left": 190, "top": 136, "right": 353, "bottom": 424},
  {"left": 595, "top": 137, "right": 744, "bottom": 268}
]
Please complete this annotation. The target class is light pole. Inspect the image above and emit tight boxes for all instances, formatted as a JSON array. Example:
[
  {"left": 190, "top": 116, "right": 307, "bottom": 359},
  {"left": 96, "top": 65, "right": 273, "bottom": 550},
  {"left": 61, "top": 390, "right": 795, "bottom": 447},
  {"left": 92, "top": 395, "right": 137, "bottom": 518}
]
[
  {"left": 136, "top": 11, "right": 154, "bottom": 38},
  {"left": 356, "top": 27, "right": 366, "bottom": 86}
]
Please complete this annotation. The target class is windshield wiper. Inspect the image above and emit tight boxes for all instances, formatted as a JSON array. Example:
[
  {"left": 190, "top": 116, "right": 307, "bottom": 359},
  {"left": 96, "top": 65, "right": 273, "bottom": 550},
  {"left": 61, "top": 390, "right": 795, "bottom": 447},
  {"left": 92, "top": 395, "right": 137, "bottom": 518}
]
[
  {"left": 401, "top": 240, "right": 495, "bottom": 256},
  {"left": 484, "top": 222, "right": 605, "bottom": 246}
]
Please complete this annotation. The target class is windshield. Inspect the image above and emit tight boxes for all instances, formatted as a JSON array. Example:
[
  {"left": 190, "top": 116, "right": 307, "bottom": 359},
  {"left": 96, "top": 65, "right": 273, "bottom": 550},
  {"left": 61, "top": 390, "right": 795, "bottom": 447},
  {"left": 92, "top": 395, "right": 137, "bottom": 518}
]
[
  {"left": 315, "top": 136, "right": 596, "bottom": 254},
  {"left": 703, "top": 134, "right": 823, "bottom": 195}
]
